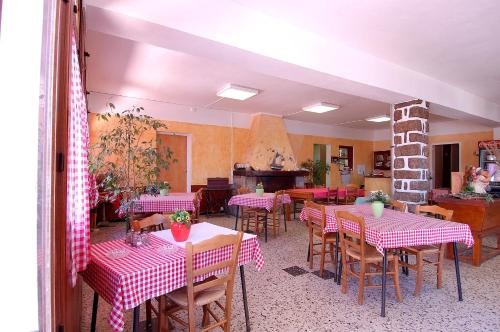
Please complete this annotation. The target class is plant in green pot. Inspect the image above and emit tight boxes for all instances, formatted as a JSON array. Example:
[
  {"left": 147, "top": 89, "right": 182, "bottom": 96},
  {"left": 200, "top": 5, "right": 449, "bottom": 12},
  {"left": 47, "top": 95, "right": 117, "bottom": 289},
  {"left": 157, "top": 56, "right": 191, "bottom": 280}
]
[
  {"left": 255, "top": 182, "right": 264, "bottom": 196},
  {"left": 159, "top": 181, "right": 171, "bottom": 196},
  {"left": 367, "top": 190, "right": 390, "bottom": 218},
  {"left": 170, "top": 210, "right": 191, "bottom": 242}
]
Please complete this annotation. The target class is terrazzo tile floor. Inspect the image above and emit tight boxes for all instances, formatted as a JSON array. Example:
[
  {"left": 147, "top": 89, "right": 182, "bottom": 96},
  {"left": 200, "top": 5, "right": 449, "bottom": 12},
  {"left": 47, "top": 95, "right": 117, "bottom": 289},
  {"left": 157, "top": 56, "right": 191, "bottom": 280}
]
[{"left": 81, "top": 215, "right": 500, "bottom": 331}]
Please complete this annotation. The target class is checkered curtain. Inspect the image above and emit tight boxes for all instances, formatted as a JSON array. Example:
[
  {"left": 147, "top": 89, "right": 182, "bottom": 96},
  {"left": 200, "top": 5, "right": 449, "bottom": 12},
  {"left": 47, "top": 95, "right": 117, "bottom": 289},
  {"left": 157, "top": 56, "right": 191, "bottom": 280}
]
[{"left": 66, "top": 28, "right": 90, "bottom": 286}]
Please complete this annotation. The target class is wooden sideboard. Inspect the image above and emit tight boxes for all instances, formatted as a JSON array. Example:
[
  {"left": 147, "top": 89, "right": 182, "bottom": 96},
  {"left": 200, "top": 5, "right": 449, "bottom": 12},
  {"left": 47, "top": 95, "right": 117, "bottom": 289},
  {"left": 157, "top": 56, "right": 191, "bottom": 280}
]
[{"left": 435, "top": 197, "right": 500, "bottom": 266}]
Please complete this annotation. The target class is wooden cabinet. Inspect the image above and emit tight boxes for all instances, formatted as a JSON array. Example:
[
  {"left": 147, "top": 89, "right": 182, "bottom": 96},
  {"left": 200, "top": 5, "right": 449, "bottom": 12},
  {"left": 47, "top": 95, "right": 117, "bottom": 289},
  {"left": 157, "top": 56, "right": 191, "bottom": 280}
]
[{"left": 374, "top": 150, "right": 391, "bottom": 170}]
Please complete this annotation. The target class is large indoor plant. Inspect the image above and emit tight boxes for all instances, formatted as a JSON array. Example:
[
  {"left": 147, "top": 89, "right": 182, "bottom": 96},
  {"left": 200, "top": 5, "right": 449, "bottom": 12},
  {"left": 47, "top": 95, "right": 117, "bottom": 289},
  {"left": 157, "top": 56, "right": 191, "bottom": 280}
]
[
  {"left": 301, "top": 159, "right": 331, "bottom": 186},
  {"left": 366, "top": 190, "right": 390, "bottom": 218},
  {"left": 89, "top": 103, "right": 175, "bottom": 227}
]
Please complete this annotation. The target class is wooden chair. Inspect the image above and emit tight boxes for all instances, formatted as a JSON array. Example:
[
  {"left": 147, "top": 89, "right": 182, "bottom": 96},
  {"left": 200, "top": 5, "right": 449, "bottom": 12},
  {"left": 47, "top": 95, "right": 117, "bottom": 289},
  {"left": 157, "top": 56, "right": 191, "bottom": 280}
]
[
  {"left": 131, "top": 213, "right": 168, "bottom": 232},
  {"left": 337, "top": 184, "right": 358, "bottom": 205},
  {"left": 335, "top": 210, "right": 402, "bottom": 305},
  {"left": 390, "top": 200, "right": 407, "bottom": 212},
  {"left": 244, "top": 190, "right": 287, "bottom": 242},
  {"left": 305, "top": 201, "right": 338, "bottom": 277},
  {"left": 191, "top": 187, "right": 206, "bottom": 224},
  {"left": 289, "top": 191, "right": 314, "bottom": 219},
  {"left": 400, "top": 205, "right": 453, "bottom": 296},
  {"left": 130, "top": 213, "right": 169, "bottom": 329},
  {"left": 161, "top": 232, "right": 244, "bottom": 332}
]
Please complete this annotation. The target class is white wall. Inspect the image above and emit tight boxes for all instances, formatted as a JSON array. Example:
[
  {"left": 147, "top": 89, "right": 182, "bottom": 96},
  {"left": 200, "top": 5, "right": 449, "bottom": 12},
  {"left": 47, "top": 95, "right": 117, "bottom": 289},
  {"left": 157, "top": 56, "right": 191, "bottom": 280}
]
[
  {"left": 0, "top": 0, "right": 43, "bottom": 330},
  {"left": 494, "top": 127, "right": 500, "bottom": 140}
]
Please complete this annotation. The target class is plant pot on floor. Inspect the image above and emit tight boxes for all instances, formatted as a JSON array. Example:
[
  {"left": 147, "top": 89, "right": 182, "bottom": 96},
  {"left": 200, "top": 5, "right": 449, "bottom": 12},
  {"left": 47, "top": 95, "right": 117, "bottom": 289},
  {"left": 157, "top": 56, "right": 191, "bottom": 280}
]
[
  {"left": 171, "top": 222, "right": 190, "bottom": 242},
  {"left": 371, "top": 201, "right": 384, "bottom": 218}
]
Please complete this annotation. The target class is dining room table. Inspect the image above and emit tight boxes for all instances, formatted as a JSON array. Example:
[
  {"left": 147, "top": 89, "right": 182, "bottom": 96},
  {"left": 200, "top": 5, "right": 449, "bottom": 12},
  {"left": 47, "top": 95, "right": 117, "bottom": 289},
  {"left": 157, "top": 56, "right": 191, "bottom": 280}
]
[
  {"left": 80, "top": 222, "right": 264, "bottom": 332},
  {"left": 228, "top": 192, "right": 291, "bottom": 241},
  {"left": 132, "top": 192, "right": 196, "bottom": 214},
  {"left": 299, "top": 204, "right": 474, "bottom": 317}
]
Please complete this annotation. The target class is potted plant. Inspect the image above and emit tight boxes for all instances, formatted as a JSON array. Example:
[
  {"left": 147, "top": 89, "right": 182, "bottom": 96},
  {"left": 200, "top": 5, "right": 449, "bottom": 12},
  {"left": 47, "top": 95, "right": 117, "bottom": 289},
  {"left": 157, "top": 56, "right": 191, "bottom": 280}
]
[
  {"left": 89, "top": 103, "right": 176, "bottom": 229},
  {"left": 159, "top": 181, "right": 171, "bottom": 196},
  {"left": 256, "top": 182, "right": 264, "bottom": 196},
  {"left": 170, "top": 210, "right": 191, "bottom": 242},
  {"left": 300, "top": 159, "right": 331, "bottom": 186},
  {"left": 366, "top": 190, "right": 390, "bottom": 218}
]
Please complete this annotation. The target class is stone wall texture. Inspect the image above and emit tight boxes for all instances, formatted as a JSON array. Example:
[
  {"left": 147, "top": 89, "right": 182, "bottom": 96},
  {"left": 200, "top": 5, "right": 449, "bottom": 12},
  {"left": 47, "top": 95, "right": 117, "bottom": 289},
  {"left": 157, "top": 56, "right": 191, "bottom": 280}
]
[{"left": 392, "top": 99, "right": 429, "bottom": 207}]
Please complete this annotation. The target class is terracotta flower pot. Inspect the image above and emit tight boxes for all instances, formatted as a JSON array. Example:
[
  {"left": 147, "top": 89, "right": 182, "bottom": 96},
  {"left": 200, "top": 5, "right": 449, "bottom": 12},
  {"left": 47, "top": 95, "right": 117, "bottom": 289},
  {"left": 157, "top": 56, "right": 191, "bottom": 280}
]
[{"left": 171, "top": 222, "right": 190, "bottom": 242}]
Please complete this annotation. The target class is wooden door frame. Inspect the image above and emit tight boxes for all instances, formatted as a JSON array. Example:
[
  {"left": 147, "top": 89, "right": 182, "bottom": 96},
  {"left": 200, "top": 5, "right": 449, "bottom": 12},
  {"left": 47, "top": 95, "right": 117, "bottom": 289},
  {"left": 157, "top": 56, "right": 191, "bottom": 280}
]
[
  {"left": 431, "top": 141, "right": 461, "bottom": 189},
  {"left": 157, "top": 131, "right": 192, "bottom": 192}
]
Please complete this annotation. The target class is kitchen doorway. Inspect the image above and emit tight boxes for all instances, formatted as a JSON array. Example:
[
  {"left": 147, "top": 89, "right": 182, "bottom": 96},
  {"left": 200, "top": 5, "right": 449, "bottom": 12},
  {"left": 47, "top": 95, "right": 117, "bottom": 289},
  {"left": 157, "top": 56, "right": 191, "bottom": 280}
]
[{"left": 432, "top": 143, "right": 460, "bottom": 189}]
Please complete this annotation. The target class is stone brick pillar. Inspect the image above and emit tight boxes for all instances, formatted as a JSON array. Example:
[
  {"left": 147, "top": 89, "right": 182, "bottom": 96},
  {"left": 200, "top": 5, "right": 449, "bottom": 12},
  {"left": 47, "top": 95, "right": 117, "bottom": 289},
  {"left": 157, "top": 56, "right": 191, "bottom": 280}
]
[{"left": 392, "top": 99, "right": 429, "bottom": 210}]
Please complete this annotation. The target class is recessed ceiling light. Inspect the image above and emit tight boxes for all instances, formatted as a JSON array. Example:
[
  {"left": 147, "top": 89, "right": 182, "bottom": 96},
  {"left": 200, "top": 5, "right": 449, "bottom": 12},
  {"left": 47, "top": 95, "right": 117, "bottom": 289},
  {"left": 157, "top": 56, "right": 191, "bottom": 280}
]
[
  {"left": 302, "top": 102, "right": 339, "bottom": 113},
  {"left": 216, "top": 84, "right": 259, "bottom": 100},
  {"left": 366, "top": 115, "right": 391, "bottom": 122}
]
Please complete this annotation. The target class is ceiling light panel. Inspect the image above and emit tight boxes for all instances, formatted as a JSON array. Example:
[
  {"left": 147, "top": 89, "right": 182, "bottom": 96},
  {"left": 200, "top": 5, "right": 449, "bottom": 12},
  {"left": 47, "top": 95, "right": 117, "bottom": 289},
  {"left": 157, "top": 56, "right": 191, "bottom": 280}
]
[
  {"left": 302, "top": 102, "right": 339, "bottom": 113},
  {"left": 216, "top": 84, "right": 259, "bottom": 100},
  {"left": 366, "top": 115, "right": 391, "bottom": 122}
]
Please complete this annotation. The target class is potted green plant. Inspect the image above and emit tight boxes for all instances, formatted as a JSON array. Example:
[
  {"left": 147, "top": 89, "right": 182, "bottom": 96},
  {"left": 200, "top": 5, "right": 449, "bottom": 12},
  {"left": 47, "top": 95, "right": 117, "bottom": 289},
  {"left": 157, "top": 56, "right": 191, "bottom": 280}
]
[
  {"left": 170, "top": 210, "right": 191, "bottom": 242},
  {"left": 89, "top": 103, "right": 176, "bottom": 228},
  {"left": 255, "top": 182, "right": 264, "bottom": 196},
  {"left": 366, "top": 190, "right": 390, "bottom": 218},
  {"left": 159, "top": 181, "right": 171, "bottom": 196},
  {"left": 300, "top": 159, "right": 331, "bottom": 186}
]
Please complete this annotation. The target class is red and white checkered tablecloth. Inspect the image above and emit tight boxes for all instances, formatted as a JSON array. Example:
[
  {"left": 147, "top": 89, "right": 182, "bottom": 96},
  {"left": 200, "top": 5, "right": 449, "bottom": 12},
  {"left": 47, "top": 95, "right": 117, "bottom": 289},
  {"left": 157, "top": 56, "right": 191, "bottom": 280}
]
[
  {"left": 80, "top": 223, "right": 264, "bottom": 332},
  {"left": 228, "top": 193, "right": 291, "bottom": 211},
  {"left": 299, "top": 204, "right": 474, "bottom": 254},
  {"left": 132, "top": 193, "right": 196, "bottom": 213}
]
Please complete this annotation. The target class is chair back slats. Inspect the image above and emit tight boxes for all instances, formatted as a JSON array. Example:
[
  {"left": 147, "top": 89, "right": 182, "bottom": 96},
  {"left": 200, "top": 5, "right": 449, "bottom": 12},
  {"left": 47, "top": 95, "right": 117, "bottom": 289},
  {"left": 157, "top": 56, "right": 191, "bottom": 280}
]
[
  {"left": 287, "top": 191, "right": 313, "bottom": 201},
  {"left": 131, "top": 213, "right": 167, "bottom": 232},
  {"left": 335, "top": 210, "right": 366, "bottom": 258},
  {"left": 416, "top": 205, "right": 453, "bottom": 220},
  {"left": 304, "top": 201, "right": 326, "bottom": 230},
  {"left": 273, "top": 190, "right": 285, "bottom": 211},
  {"left": 391, "top": 200, "right": 407, "bottom": 212},
  {"left": 185, "top": 232, "right": 243, "bottom": 297},
  {"left": 237, "top": 187, "right": 251, "bottom": 194}
]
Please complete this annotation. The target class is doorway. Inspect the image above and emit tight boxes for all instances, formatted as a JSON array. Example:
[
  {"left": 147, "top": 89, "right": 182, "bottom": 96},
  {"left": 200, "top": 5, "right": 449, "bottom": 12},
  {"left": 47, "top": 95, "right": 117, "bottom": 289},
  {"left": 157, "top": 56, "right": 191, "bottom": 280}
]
[
  {"left": 157, "top": 133, "right": 192, "bottom": 192},
  {"left": 432, "top": 143, "right": 460, "bottom": 189},
  {"left": 313, "top": 144, "right": 331, "bottom": 187}
]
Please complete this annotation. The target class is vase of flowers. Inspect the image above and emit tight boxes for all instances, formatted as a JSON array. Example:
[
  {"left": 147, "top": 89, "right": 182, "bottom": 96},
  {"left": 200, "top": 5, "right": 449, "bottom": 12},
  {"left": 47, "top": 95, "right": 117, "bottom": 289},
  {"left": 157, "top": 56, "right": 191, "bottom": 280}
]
[
  {"left": 170, "top": 210, "right": 191, "bottom": 242},
  {"left": 159, "top": 181, "right": 171, "bottom": 196},
  {"left": 367, "top": 190, "right": 390, "bottom": 218},
  {"left": 255, "top": 182, "right": 264, "bottom": 197}
]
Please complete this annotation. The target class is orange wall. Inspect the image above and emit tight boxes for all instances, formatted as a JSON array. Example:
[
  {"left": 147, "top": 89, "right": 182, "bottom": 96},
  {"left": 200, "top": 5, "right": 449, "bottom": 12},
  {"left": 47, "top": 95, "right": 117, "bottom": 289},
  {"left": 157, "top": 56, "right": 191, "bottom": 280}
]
[
  {"left": 288, "top": 134, "right": 374, "bottom": 186},
  {"left": 89, "top": 113, "right": 376, "bottom": 187}
]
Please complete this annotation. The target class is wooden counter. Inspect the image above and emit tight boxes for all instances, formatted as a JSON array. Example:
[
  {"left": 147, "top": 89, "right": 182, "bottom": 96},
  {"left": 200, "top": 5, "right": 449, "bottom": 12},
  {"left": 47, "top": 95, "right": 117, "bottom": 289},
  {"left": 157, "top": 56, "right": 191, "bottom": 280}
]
[
  {"left": 364, "top": 176, "right": 391, "bottom": 194},
  {"left": 435, "top": 197, "right": 500, "bottom": 266}
]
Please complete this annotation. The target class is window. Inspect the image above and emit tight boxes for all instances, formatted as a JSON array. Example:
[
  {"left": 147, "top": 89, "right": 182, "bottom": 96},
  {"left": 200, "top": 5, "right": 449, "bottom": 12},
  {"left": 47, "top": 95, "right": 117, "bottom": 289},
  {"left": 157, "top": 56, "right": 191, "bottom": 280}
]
[{"left": 338, "top": 146, "right": 353, "bottom": 171}]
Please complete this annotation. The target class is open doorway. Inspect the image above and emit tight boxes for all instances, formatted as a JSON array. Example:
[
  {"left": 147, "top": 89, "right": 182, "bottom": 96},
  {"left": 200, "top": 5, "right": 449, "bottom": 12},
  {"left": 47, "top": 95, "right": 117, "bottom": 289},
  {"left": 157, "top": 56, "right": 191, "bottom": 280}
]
[
  {"left": 432, "top": 143, "right": 460, "bottom": 189},
  {"left": 313, "top": 144, "right": 331, "bottom": 187},
  {"left": 157, "top": 132, "right": 192, "bottom": 192}
]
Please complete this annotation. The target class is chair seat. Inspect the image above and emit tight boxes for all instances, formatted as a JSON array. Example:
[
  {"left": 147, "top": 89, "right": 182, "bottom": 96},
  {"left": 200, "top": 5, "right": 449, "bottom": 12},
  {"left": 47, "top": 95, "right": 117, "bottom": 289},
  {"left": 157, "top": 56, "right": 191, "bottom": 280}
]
[
  {"left": 346, "top": 245, "right": 395, "bottom": 263},
  {"left": 403, "top": 245, "right": 440, "bottom": 254},
  {"left": 167, "top": 278, "right": 226, "bottom": 307},
  {"left": 313, "top": 231, "right": 337, "bottom": 242}
]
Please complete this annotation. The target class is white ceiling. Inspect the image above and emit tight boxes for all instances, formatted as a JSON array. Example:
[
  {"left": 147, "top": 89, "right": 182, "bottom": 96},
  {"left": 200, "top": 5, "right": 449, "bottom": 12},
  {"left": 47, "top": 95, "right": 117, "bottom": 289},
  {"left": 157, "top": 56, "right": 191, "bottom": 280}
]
[
  {"left": 233, "top": 0, "right": 500, "bottom": 104},
  {"left": 87, "top": 30, "right": 398, "bottom": 129},
  {"left": 84, "top": 0, "right": 500, "bottom": 130}
]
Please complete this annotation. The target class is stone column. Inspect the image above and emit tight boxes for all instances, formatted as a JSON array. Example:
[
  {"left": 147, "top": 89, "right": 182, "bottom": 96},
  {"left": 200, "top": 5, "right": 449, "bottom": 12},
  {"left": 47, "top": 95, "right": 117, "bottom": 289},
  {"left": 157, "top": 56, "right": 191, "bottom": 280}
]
[{"left": 392, "top": 99, "right": 429, "bottom": 210}]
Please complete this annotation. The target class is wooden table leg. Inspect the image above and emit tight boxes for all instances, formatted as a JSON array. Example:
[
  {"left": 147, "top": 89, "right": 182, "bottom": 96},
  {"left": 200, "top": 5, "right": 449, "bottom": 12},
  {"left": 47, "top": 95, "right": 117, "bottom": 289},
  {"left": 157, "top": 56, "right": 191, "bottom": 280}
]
[
  {"left": 471, "top": 233, "right": 482, "bottom": 267},
  {"left": 158, "top": 296, "right": 167, "bottom": 332}
]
